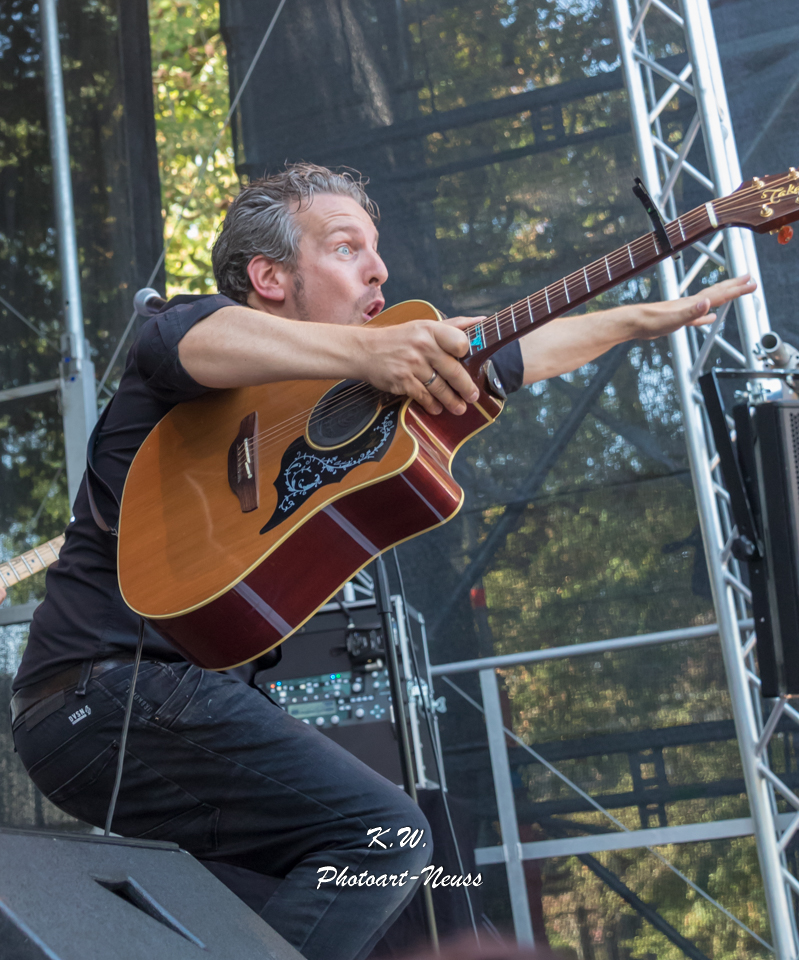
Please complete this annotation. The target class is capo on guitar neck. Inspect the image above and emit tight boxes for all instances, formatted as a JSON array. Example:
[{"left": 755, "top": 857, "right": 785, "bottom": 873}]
[{"left": 632, "top": 177, "right": 680, "bottom": 261}]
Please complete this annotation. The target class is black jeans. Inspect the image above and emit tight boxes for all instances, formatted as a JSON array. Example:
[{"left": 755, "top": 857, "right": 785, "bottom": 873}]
[{"left": 13, "top": 661, "right": 432, "bottom": 960}]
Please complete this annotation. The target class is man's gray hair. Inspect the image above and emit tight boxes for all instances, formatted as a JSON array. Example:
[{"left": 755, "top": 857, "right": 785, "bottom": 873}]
[{"left": 212, "top": 163, "right": 378, "bottom": 304}]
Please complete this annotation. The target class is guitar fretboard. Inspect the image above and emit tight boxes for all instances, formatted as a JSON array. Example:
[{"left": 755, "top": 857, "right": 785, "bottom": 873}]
[
  {"left": 463, "top": 201, "right": 720, "bottom": 360},
  {"left": 0, "top": 535, "right": 65, "bottom": 589}
]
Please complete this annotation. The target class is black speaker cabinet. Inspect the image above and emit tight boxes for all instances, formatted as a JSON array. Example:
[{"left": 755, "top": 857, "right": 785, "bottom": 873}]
[
  {"left": 0, "top": 828, "right": 303, "bottom": 960},
  {"left": 734, "top": 399, "right": 799, "bottom": 696}
]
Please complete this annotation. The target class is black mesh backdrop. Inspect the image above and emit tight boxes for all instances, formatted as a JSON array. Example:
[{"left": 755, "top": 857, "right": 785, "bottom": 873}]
[
  {"left": 218, "top": 0, "right": 794, "bottom": 950},
  {"left": 0, "top": 0, "right": 163, "bottom": 831}
]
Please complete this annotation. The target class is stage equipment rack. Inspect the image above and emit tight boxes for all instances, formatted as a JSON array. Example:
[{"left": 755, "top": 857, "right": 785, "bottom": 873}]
[{"left": 612, "top": 0, "right": 798, "bottom": 955}]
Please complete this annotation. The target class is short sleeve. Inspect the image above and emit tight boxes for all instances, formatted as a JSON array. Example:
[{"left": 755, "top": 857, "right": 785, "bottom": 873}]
[
  {"left": 131, "top": 293, "right": 240, "bottom": 404},
  {"left": 491, "top": 341, "right": 525, "bottom": 395}
]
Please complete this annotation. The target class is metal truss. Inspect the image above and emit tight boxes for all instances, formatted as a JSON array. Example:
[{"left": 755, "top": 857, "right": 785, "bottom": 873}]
[{"left": 613, "top": 0, "right": 798, "bottom": 955}]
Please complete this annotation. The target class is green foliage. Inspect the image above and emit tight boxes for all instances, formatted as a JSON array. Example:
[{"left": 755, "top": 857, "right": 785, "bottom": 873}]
[{"left": 149, "top": 0, "right": 237, "bottom": 295}]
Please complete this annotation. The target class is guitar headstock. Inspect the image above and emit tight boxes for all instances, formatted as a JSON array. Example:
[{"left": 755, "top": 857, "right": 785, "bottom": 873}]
[{"left": 717, "top": 169, "right": 799, "bottom": 234}]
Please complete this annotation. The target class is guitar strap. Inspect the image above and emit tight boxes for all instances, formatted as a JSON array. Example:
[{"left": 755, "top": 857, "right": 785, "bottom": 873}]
[{"left": 85, "top": 398, "right": 120, "bottom": 538}]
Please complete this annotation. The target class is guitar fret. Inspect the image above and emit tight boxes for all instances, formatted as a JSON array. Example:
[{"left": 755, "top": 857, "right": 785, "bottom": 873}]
[
  {"left": 457, "top": 187, "right": 751, "bottom": 363},
  {"left": 0, "top": 567, "right": 11, "bottom": 588},
  {"left": 33, "top": 548, "right": 45, "bottom": 566},
  {"left": 19, "top": 555, "right": 34, "bottom": 575},
  {"left": 7, "top": 561, "right": 22, "bottom": 582}
]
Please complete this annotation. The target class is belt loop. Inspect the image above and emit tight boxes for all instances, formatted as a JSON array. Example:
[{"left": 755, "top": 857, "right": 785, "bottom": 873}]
[{"left": 75, "top": 659, "right": 94, "bottom": 697}]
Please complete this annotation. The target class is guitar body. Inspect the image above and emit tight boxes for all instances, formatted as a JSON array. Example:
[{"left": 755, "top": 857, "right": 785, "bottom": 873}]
[{"left": 118, "top": 300, "right": 504, "bottom": 669}]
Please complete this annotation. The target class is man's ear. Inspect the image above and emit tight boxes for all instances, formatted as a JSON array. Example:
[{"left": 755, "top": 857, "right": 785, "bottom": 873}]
[{"left": 246, "top": 254, "right": 290, "bottom": 305}]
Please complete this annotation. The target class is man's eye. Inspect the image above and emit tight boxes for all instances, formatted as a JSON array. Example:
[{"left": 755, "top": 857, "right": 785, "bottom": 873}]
[{"left": 336, "top": 244, "right": 352, "bottom": 255}]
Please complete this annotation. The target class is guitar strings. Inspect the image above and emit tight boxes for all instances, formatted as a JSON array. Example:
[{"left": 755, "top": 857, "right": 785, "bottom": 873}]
[
  {"left": 464, "top": 171, "right": 796, "bottom": 349},
  {"left": 236, "top": 172, "right": 796, "bottom": 465},
  {"left": 236, "top": 380, "right": 392, "bottom": 465}
]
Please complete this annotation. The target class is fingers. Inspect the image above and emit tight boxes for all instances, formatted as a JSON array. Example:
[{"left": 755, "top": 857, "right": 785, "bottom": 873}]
[
  {"left": 427, "top": 354, "right": 480, "bottom": 415},
  {"left": 361, "top": 317, "right": 481, "bottom": 415},
  {"left": 704, "top": 274, "right": 756, "bottom": 307},
  {"left": 442, "top": 315, "right": 486, "bottom": 332}
]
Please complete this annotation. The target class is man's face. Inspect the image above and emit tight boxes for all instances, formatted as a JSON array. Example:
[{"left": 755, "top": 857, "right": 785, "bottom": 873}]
[{"left": 283, "top": 193, "right": 388, "bottom": 326}]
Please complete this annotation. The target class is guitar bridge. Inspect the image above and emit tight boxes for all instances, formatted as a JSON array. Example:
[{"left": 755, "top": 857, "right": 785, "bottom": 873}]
[{"left": 227, "top": 412, "right": 259, "bottom": 512}]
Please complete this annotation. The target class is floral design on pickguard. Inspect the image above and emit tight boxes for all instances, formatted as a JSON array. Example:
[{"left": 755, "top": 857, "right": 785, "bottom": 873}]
[{"left": 260, "top": 409, "right": 397, "bottom": 534}]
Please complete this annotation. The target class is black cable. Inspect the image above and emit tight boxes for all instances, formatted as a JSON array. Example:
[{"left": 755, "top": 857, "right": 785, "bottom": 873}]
[
  {"left": 104, "top": 617, "right": 145, "bottom": 836},
  {"left": 391, "top": 549, "right": 480, "bottom": 944}
]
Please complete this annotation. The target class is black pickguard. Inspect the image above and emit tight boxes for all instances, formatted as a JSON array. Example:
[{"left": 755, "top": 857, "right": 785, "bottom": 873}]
[{"left": 260, "top": 407, "right": 398, "bottom": 535}]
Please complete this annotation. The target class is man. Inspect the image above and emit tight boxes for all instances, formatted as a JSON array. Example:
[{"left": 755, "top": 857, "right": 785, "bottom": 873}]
[{"left": 7, "top": 163, "right": 753, "bottom": 959}]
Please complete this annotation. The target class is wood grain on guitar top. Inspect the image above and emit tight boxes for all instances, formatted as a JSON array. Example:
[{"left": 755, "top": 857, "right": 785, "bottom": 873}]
[{"left": 117, "top": 301, "right": 503, "bottom": 626}]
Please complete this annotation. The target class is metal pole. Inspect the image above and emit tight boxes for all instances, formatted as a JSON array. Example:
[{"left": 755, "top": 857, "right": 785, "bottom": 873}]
[
  {"left": 373, "top": 558, "right": 439, "bottom": 952},
  {"left": 479, "top": 668, "right": 534, "bottom": 946},
  {"left": 612, "top": 0, "right": 798, "bottom": 953},
  {"left": 39, "top": 0, "right": 96, "bottom": 507},
  {"left": 679, "top": 0, "right": 769, "bottom": 353}
]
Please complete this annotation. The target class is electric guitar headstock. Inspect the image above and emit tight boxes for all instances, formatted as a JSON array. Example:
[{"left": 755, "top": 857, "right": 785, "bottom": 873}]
[{"left": 718, "top": 168, "right": 799, "bottom": 242}]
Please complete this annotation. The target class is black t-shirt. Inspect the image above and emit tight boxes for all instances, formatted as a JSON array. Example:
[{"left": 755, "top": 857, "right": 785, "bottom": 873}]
[{"left": 13, "top": 295, "right": 525, "bottom": 691}]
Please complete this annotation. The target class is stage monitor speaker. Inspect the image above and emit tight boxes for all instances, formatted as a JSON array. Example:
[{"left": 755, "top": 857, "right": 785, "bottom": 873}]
[
  {"left": 734, "top": 398, "right": 799, "bottom": 696},
  {"left": 0, "top": 828, "right": 303, "bottom": 960}
]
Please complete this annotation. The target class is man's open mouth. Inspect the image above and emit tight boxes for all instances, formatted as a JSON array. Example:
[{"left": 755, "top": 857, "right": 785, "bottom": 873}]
[{"left": 363, "top": 299, "right": 384, "bottom": 320}]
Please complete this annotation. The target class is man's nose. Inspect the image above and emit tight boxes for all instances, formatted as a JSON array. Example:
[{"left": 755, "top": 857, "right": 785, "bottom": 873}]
[{"left": 367, "top": 249, "right": 388, "bottom": 286}]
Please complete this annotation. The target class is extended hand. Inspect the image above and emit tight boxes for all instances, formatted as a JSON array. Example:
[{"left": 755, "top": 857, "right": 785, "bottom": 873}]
[
  {"left": 357, "top": 316, "right": 482, "bottom": 416},
  {"left": 631, "top": 274, "right": 757, "bottom": 339}
]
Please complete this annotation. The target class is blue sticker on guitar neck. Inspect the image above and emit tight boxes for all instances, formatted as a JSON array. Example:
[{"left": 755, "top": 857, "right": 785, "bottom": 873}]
[{"left": 470, "top": 330, "right": 484, "bottom": 349}]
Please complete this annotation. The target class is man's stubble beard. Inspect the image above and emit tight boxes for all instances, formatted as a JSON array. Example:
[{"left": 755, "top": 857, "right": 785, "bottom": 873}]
[{"left": 291, "top": 269, "right": 370, "bottom": 326}]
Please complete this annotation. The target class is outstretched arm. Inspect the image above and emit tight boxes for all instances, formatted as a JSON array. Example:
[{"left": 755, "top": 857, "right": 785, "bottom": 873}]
[{"left": 519, "top": 275, "right": 756, "bottom": 385}]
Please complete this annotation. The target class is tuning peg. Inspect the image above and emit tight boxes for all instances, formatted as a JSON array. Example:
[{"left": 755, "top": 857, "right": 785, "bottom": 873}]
[
  {"left": 778, "top": 225, "right": 794, "bottom": 245},
  {"left": 753, "top": 176, "right": 766, "bottom": 189}
]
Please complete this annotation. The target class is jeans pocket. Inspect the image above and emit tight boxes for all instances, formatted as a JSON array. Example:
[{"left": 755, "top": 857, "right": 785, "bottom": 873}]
[
  {"left": 137, "top": 802, "right": 220, "bottom": 852},
  {"left": 150, "top": 664, "right": 204, "bottom": 729},
  {"left": 47, "top": 739, "right": 120, "bottom": 805}
]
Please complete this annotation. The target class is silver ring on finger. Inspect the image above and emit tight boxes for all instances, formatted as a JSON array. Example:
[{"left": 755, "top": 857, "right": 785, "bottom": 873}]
[{"left": 422, "top": 371, "right": 438, "bottom": 388}]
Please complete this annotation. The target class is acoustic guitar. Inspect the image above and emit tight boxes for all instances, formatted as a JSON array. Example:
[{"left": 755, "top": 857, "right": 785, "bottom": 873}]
[
  {"left": 0, "top": 536, "right": 65, "bottom": 592},
  {"left": 117, "top": 170, "right": 799, "bottom": 670}
]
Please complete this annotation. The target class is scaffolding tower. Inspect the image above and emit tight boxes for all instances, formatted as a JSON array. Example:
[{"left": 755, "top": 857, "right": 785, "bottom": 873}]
[{"left": 612, "top": 0, "right": 798, "bottom": 955}]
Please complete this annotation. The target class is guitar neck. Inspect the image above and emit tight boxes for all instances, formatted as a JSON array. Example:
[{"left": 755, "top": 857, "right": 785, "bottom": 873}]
[
  {"left": 464, "top": 198, "right": 724, "bottom": 363},
  {"left": 0, "top": 534, "right": 65, "bottom": 589}
]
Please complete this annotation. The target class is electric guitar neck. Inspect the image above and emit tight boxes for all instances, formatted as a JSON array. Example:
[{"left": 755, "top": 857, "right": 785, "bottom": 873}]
[{"left": 0, "top": 535, "right": 65, "bottom": 591}]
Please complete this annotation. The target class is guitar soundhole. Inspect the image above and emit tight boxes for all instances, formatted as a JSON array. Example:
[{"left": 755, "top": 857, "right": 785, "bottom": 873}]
[{"left": 307, "top": 380, "right": 382, "bottom": 449}]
